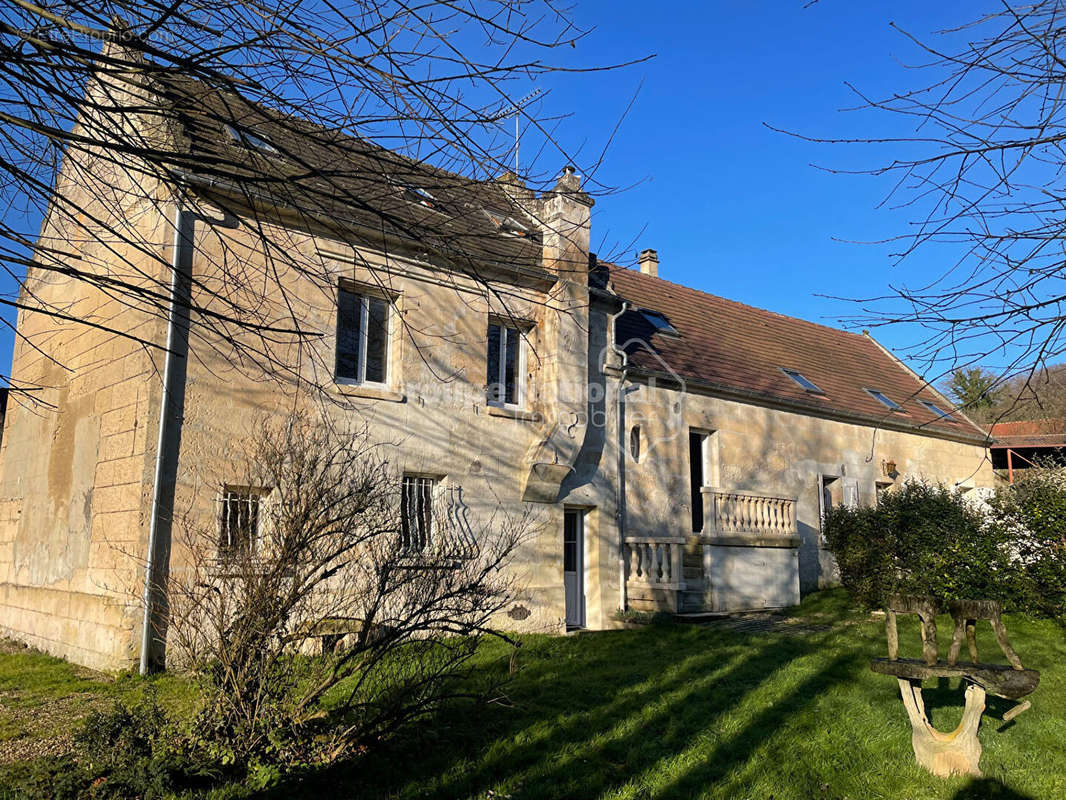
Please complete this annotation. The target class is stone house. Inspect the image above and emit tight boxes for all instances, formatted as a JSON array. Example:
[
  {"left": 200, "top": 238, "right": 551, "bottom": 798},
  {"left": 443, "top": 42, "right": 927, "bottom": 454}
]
[{"left": 0, "top": 63, "right": 994, "bottom": 671}]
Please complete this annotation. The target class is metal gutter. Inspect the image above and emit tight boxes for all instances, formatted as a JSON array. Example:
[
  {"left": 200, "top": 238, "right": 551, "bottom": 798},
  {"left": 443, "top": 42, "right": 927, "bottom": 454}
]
[
  {"left": 607, "top": 301, "right": 631, "bottom": 613},
  {"left": 139, "top": 201, "right": 186, "bottom": 675}
]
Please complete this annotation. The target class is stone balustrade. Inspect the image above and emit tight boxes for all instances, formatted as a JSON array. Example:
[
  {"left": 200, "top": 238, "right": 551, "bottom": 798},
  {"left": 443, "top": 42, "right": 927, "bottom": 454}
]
[
  {"left": 701, "top": 488, "right": 797, "bottom": 538},
  {"left": 624, "top": 536, "right": 686, "bottom": 591}
]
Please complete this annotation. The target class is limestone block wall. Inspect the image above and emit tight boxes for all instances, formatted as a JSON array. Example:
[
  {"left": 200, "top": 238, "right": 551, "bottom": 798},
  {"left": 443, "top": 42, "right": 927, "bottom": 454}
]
[
  {"left": 155, "top": 202, "right": 619, "bottom": 647},
  {"left": 0, "top": 196, "right": 171, "bottom": 670}
]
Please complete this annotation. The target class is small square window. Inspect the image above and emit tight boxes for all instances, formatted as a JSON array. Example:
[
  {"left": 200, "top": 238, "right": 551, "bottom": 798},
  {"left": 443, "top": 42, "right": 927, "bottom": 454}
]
[
  {"left": 218, "top": 489, "right": 263, "bottom": 556},
  {"left": 336, "top": 287, "right": 390, "bottom": 385},
  {"left": 487, "top": 322, "right": 523, "bottom": 407},
  {"left": 782, "top": 368, "right": 824, "bottom": 394},
  {"left": 866, "top": 389, "right": 902, "bottom": 411},
  {"left": 401, "top": 476, "right": 435, "bottom": 552}
]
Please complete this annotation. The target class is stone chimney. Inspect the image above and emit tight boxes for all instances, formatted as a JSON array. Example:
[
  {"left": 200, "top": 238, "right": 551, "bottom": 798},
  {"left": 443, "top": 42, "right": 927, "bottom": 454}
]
[{"left": 638, "top": 248, "right": 659, "bottom": 277}]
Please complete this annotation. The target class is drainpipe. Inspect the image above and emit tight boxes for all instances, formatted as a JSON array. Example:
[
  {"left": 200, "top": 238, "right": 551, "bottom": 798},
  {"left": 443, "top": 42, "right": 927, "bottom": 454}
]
[
  {"left": 139, "top": 201, "right": 185, "bottom": 675},
  {"left": 608, "top": 301, "right": 630, "bottom": 613}
]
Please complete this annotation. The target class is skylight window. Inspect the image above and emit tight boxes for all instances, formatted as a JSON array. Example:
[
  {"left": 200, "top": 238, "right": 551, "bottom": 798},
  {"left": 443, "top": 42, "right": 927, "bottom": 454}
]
[
  {"left": 640, "top": 310, "right": 679, "bottom": 337},
  {"left": 920, "top": 400, "right": 954, "bottom": 419},
  {"left": 782, "top": 368, "right": 823, "bottom": 394},
  {"left": 399, "top": 183, "right": 445, "bottom": 212},
  {"left": 484, "top": 209, "right": 531, "bottom": 238},
  {"left": 866, "top": 389, "right": 902, "bottom": 411},
  {"left": 225, "top": 124, "right": 277, "bottom": 154}
]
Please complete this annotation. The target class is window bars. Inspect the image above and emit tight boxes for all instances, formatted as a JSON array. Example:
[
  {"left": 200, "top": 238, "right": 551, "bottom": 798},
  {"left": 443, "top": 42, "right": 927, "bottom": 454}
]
[{"left": 218, "top": 489, "right": 261, "bottom": 556}]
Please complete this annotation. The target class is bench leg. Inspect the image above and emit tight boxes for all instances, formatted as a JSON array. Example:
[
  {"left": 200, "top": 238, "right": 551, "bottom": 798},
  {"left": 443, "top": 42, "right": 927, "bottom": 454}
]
[{"left": 897, "top": 678, "right": 985, "bottom": 778}]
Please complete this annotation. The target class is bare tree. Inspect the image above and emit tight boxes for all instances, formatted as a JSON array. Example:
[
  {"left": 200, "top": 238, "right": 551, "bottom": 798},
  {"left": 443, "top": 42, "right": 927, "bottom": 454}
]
[
  {"left": 163, "top": 407, "right": 537, "bottom": 767},
  {"left": 1, "top": 1, "right": 643, "bottom": 403},
  {"left": 786, "top": 3, "right": 1066, "bottom": 419}
]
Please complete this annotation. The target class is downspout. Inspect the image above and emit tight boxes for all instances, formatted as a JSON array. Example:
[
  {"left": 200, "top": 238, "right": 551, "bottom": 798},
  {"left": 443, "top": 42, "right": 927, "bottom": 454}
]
[
  {"left": 139, "top": 201, "right": 185, "bottom": 675},
  {"left": 608, "top": 301, "right": 631, "bottom": 612}
]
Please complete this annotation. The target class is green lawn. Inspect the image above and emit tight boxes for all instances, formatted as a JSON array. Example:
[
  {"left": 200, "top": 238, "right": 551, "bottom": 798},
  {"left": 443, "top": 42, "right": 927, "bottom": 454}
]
[{"left": 2, "top": 591, "right": 1065, "bottom": 799}]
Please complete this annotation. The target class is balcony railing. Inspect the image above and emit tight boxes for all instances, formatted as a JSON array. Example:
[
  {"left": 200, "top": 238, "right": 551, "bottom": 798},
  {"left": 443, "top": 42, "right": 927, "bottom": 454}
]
[
  {"left": 624, "top": 536, "right": 686, "bottom": 590},
  {"left": 701, "top": 488, "right": 797, "bottom": 537}
]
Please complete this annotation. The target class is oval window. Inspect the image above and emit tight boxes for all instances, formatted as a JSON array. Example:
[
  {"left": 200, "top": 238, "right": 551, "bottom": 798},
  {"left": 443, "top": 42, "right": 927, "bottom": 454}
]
[{"left": 630, "top": 425, "right": 641, "bottom": 461}]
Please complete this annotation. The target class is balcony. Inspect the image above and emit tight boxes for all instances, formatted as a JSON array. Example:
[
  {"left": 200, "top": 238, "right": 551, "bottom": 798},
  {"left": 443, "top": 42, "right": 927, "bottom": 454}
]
[
  {"left": 623, "top": 488, "right": 801, "bottom": 615},
  {"left": 700, "top": 488, "right": 799, "bottom": 545}
]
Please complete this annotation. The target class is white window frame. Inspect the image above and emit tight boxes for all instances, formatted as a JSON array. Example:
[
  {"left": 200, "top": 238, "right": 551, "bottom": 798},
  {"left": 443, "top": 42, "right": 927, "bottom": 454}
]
[
  {"left": 486, "top": 321, "right": 526, "bottom": 409},
  {"left": 336, "top": 289, "right": 392, "bottom": 387}
]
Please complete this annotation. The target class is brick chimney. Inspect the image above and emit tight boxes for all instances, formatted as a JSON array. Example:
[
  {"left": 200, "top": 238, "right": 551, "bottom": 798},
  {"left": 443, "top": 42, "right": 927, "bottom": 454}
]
[{"left": 638, "top": 248, "right": 659, "bottom": 277}]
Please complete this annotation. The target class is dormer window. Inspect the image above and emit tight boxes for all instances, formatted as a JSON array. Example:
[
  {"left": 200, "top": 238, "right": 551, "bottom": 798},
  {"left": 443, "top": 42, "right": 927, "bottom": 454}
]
[
  {"left": 920, "top": 400, "right": 954, "bottom": 419},
  {"left": 782, "top": 368, "right": 824, "bottom": 395},
  {"left": 484, "top": 209, "right": 531, "bottom": 238},
  {"left": 225, "top": 124, "right": 277, "bottom": 154},
  {"left": 866, "top": 389, "right": 902, "bottom": 411},
  {"left": 640, "top": 310, "right": 679, "bottom": 337}
]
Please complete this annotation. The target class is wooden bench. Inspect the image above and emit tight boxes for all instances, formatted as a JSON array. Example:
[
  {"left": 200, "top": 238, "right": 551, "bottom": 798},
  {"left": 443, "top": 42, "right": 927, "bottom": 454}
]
[{"left": 871, "top": 596, "right": 1039, "bottom": 778}]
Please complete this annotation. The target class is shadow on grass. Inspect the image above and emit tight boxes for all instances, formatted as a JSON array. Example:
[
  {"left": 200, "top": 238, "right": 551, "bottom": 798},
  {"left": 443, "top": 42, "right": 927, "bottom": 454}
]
[
  {"left": 266, "top": 622, "right": 865, "bottom": 800},
  {"left": 953, "top": 778, "right": 1036, "bottom": 799}
]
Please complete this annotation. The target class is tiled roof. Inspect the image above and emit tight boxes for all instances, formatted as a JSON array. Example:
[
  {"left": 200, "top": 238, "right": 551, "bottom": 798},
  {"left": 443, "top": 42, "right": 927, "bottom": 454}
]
[
  {"left": 607, "top": 265, "right": 987, "bottom": 441},
  {"left": 152, "top": 74, "right": 546, "bottom": 277},
  {"left": 988, "top": 420, "right": 1066, "bottom": 448}
]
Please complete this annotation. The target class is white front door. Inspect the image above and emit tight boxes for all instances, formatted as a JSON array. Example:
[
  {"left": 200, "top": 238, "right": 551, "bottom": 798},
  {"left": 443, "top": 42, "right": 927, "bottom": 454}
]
[{"left": 563, "top": 510, "right": 585, "bottom": 628}]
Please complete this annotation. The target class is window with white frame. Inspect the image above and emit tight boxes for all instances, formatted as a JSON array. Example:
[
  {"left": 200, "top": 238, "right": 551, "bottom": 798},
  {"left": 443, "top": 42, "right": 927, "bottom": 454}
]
[
  {"left": 218, "top": 488, "right": 263, "bottom": 556},
  {"left": 336, "top": 286, "right": 390, "bottom": 385},
  {"left": 486, "top": 321, "right": 523, "bottom": 407},
  {"left": 401, "top": 475, "right": 435, "bottom": 552}
]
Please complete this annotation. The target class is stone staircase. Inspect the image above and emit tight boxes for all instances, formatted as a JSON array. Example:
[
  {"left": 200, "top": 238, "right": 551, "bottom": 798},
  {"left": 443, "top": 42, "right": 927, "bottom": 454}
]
[{"left": 680, "top": 546, "right": 705, "bottom": 613}]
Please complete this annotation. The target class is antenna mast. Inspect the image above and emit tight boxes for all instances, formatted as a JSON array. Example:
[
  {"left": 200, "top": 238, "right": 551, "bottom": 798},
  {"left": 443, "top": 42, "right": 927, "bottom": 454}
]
[{"left": 485, "top": 88, "right": 544, "bottom": 175}]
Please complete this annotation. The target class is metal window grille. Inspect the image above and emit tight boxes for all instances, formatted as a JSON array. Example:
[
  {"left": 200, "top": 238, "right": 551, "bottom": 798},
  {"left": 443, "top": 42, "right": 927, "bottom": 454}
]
[
  {"left": 401, "top": 476, "right": 434, "bottom": 552},
  {"left": 218, "top": 490, "right": 260, "bottom": 556}
]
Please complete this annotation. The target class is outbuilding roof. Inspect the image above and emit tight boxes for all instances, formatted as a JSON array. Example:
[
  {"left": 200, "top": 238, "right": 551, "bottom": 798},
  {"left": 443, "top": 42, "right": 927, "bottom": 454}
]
[{"left": 607, "top": 264, "right": 987, "bottom": 442}]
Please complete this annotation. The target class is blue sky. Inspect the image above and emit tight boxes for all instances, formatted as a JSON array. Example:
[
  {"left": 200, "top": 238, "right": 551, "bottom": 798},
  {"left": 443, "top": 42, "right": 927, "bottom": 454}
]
[
  {"left": 523, "top": 0, "right": 995, "bottom": 384},
  {"left": 0, "top": 1, "right": 997, "bottom": 384}
]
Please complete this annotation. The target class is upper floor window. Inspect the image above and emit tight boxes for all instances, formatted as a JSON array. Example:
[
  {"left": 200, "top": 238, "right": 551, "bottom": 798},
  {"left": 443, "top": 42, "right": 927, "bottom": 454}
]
[
  {"left": 336, "top": 286, "right": 389, "bottom": 385},
  {"left": 487, "top": 322, "right": 523, "bottom": 407}
]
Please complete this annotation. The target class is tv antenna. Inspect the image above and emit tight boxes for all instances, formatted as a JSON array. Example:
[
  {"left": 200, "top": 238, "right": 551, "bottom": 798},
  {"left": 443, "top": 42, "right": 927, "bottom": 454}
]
[{"left": 485, "top": 88, "right": 544, "bottom": 174}]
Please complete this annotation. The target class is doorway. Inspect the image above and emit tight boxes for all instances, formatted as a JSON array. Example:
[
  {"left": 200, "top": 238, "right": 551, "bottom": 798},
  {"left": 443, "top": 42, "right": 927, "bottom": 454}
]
[{"left": 563, "top": 509, "right": 585, "bottom": 629}]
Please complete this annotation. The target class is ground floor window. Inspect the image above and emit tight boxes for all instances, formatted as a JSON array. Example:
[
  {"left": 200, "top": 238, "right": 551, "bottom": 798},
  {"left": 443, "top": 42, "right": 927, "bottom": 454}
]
[
  {"left": 401, "top": 475, "right": 435, "bottom": 552},
  {"left": 218, "top": 488, "right": 263, "bottom": 556}
]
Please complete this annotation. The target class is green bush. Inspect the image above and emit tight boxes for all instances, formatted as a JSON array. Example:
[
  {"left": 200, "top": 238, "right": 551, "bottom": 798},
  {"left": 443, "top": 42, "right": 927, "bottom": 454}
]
[
  {"left": 986, "top": 467, "right": 1066, "bottom": 617},
  {"left": 823, "top": 480, "right": 1018, "bottom": 609},
  {"left": 10, "top": 688, "right": 221, "bottom": 800}
]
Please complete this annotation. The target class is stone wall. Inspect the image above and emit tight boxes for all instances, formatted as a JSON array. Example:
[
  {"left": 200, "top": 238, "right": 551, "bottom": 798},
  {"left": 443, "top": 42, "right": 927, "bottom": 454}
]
[{"left": 619, "top": 377, "right": 995, "bottom": 607}]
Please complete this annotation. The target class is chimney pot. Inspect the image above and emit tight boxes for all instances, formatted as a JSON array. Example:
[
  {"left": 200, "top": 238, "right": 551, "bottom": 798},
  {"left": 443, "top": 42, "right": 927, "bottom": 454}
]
[{"left": 638, "top": 248, "right": 659, "bottom": 277}]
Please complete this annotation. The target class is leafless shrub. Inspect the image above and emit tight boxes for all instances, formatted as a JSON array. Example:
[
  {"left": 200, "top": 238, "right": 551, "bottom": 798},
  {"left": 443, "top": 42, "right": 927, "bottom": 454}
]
[{"left": 161, "top": 408, "right": 538, "bottom": 767}]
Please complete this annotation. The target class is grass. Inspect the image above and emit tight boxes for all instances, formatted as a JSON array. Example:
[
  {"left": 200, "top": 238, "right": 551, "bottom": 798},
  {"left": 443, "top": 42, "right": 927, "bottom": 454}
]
[{"left": 2, "top": 591, "right": 1065, "bottom": 799}]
